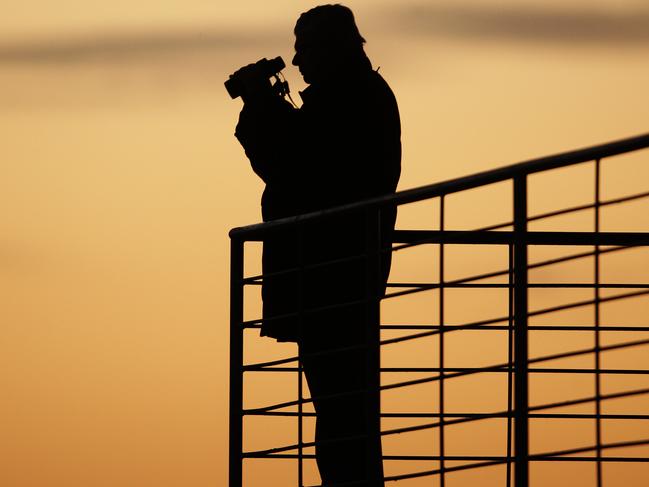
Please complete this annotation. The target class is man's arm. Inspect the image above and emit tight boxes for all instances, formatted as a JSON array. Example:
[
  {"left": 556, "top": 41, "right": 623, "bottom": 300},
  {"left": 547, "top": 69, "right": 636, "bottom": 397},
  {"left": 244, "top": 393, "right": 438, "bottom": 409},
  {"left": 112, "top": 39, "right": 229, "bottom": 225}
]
[{"left": 235, "top": 97, "right": 300, "bottom": 186}]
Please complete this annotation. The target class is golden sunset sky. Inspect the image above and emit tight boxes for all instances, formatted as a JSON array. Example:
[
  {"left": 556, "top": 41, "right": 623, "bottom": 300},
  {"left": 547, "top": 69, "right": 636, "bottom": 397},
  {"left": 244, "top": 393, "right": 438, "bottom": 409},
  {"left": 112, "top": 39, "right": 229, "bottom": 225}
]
[{"left": 1, "top": 1, "right": 648, "bottom": 486}]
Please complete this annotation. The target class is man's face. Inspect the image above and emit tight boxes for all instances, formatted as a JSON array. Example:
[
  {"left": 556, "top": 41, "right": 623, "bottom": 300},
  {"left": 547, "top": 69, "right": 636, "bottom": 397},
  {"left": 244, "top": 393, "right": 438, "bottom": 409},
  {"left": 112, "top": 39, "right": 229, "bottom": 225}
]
[{"left": 292, "top": 32, "right": 325, "bottom": 85}]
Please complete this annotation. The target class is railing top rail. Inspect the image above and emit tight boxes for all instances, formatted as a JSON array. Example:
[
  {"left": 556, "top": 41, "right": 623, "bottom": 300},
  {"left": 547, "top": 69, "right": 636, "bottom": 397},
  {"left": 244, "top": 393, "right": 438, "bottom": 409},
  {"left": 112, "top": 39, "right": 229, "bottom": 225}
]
[{"left": 229, "top": 132, "right": 649, "bottom": 239}]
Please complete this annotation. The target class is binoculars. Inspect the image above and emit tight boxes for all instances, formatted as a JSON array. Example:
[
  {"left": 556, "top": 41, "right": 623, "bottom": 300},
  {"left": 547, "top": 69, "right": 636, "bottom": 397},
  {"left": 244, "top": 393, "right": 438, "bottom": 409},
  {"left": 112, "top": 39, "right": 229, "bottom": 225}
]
[{"left": 225, "top": 56, "right": 286, "bottom": 99}]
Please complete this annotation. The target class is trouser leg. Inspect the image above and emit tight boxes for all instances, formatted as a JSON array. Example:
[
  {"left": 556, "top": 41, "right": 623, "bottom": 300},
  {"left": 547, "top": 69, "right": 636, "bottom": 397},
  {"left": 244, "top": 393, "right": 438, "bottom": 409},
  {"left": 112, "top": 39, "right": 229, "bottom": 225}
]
[{"left": 300, "top": 339, "right": 383, "bottom": 487}]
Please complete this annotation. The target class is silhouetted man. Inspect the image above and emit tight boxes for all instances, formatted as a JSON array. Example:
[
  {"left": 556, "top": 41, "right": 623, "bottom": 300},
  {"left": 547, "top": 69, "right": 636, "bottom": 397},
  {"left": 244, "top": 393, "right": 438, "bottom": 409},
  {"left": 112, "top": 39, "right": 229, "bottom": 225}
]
[{"left": 234, "top": 5, "right": 400, "bottom": 486}]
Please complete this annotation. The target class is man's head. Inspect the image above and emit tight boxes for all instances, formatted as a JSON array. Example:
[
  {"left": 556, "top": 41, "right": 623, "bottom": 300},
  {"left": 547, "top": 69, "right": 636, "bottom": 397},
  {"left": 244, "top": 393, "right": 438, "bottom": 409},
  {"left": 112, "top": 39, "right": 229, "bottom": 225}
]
[{"left": 292, "top": 4, "right": 367, "bottom": 84}]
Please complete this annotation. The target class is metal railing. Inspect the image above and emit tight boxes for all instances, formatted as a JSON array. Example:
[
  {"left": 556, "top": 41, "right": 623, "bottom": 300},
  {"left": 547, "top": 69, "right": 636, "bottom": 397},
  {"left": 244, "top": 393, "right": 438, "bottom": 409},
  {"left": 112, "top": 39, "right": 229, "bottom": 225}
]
[{"left": 229, "top": 133, "right": 649, "bottom": 487}]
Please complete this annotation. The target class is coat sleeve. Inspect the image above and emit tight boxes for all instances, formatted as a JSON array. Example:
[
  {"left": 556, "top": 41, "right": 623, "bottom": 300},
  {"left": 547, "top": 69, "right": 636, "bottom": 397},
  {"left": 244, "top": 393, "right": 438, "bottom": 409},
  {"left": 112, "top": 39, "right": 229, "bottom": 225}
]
[{"left": 234, "top": 97, "right": 302, "bottom": 186}]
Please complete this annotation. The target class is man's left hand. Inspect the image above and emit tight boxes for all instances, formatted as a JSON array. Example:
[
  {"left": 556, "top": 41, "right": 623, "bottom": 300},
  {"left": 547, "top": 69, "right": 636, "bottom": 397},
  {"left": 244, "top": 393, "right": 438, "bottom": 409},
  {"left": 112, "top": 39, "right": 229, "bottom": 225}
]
[{"left": 232, "top": 63, "right": 273, "bottom": 104}]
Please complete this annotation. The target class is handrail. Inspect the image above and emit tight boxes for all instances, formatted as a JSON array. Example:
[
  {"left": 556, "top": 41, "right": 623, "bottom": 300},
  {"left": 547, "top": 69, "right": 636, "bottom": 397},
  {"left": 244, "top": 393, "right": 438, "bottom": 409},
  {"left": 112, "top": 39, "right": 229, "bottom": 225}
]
[
  {"left": 229, "top": 132, "right": 649, "bottom": 239},
  {"left": 229, "top": 131, "right": 649, "bottom": 487}
]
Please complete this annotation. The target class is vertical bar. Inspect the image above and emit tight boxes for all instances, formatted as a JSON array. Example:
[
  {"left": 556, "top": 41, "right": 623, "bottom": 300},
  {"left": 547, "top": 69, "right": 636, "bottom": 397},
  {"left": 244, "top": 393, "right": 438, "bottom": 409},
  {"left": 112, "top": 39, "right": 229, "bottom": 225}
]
[
  {"left": 506, "top": 243, "right": 514, "bottom": 487},
  {"left": 439, "top": 196, "right": 446, "bottom": 487},
  {"left": 594, "top": 159, "right": 603, "bottom": 487},
  {"left": 364, "top": 207, "right": 383, "bottom": 485},
  {"left": 297, "top": 227, "right": 304, "bottom": 487},
  {"left": 298, "top": 364, "right": 304, "bottom": 487},
  {"left": 513, "top": 175, "right": 529, "bottom": 487},
  {"left": 229, "top": 237, "right": 245, "bottom": 487}
]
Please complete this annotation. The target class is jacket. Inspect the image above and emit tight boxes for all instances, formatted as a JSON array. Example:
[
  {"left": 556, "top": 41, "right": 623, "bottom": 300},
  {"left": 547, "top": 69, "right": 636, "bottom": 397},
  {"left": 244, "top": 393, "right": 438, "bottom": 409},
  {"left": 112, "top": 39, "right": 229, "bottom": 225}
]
[{"left": 235, "top": 62, "right": 401, "bottom": 342}]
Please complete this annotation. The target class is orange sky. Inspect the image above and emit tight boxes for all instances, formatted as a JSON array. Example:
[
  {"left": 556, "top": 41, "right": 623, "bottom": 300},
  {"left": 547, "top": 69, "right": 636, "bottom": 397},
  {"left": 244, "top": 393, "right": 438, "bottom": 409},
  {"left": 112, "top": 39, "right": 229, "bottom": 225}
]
[{"left": 1, "top": 1, "right": 648, "bottom": 486}]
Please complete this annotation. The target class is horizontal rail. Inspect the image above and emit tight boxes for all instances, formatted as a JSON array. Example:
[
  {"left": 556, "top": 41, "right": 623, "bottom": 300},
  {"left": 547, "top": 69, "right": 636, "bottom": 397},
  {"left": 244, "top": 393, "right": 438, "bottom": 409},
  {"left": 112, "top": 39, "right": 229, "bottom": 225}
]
[
  {"left": 249, "top": 367, "right": 649, "bottom": 375},
  {"left": 393, "top": 230, "right": 649, "bottom": 246},
  {"left": 244, "top": 411, "right": 649, "bottom": 420},
  {"left": 241, "top": 243, "right": 633, "bottom": 290},
  {"left": 292, "top": 438, "right": 649, "bottom": 486},
  {"left": 243, "top": 332, "right": 649, "bottom": 374},
  {"left": 256, "top": 455, "right": 649, "bottom": 463},
  {"left": 379, "top": 337, "right": 649, "bottom": 392},
  {"left": 380, "top": 325, "right": 649, "bottom": 332},
  {"left": 381, "top": 439, "right": 649, "bottom": 485},
  {"left": 380, "top": 289, "right": 649, "bottom": 346},
  {"left": 242, "top": 411, "right": 649, "bottom": 424},
  {"left": 386, "top": 283, "right": 649, "bottom": 289},
  {"left": 244, "top": 405, "right": 649, "bottom": 458},
  {"left": 474, "top": 189, "right": 649, "bottom": 232},
  {"left": 383, "top": 281, "right": 649, "bottom": 300},
  {"left": 241, "top": 282, "right": 649, "bottom": 334},
  {"left": 244, "top": 380, "right": 649, "bottom": 424},
  {"left": 242, "top": 340, "right": 649, "bottom": 414}
]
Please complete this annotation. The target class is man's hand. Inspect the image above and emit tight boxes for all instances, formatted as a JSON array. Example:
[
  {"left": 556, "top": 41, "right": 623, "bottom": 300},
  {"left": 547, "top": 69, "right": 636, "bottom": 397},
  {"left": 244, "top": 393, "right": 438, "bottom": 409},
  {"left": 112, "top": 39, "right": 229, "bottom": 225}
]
[{"left": 232, "top": 62, "right": 273, "bottom": 104}]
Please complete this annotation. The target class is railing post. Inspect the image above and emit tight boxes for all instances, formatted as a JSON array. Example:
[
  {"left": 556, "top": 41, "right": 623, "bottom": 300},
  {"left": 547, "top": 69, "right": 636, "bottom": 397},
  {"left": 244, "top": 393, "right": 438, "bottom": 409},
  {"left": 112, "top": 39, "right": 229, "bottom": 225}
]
[
  {"left": 438, "top": 195, "right": 446, "bottom": 487},
  {"left": 296, "top": 226, "right": 305, "bottom": 487},
  {"left": 513, "top": 175, "right": 529, "bottom": 487},
  {"left": 364, "top": 207, "right": 383, "bottom": 485},
  {"left": 229, "top": 237, "right": 244, "bottom": 487},
  {"left": 593, "top": 158, "right": 603, "bottom": 487}
]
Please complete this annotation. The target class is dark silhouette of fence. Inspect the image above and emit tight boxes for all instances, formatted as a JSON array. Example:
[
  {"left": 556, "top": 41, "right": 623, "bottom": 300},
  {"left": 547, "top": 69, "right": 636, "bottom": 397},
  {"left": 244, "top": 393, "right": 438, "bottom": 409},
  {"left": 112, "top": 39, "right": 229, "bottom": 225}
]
[{"left": 229, "top": 133, "right": 649, "bottom": 487}]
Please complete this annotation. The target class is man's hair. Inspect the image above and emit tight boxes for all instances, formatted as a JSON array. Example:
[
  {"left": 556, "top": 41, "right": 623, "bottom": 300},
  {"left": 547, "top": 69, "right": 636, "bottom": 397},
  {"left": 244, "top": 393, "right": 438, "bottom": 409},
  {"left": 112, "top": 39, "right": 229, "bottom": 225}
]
[{"left": 295, "top": 4, "right": 366, "bottom": 49}]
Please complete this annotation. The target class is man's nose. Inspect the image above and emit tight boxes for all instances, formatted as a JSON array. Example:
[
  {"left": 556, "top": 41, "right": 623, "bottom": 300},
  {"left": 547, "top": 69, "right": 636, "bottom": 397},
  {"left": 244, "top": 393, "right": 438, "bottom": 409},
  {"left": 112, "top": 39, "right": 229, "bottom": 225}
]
[{"left": 292, "top": 53, "right": 299, "bottom": 66}]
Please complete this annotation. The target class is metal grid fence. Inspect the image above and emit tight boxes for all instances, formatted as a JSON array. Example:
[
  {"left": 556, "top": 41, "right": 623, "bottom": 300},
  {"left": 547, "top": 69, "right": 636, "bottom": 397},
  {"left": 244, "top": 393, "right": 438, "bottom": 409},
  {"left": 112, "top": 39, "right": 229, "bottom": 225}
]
[{"left": 229, "top": 133, "right": 649, "bottom": 487}]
